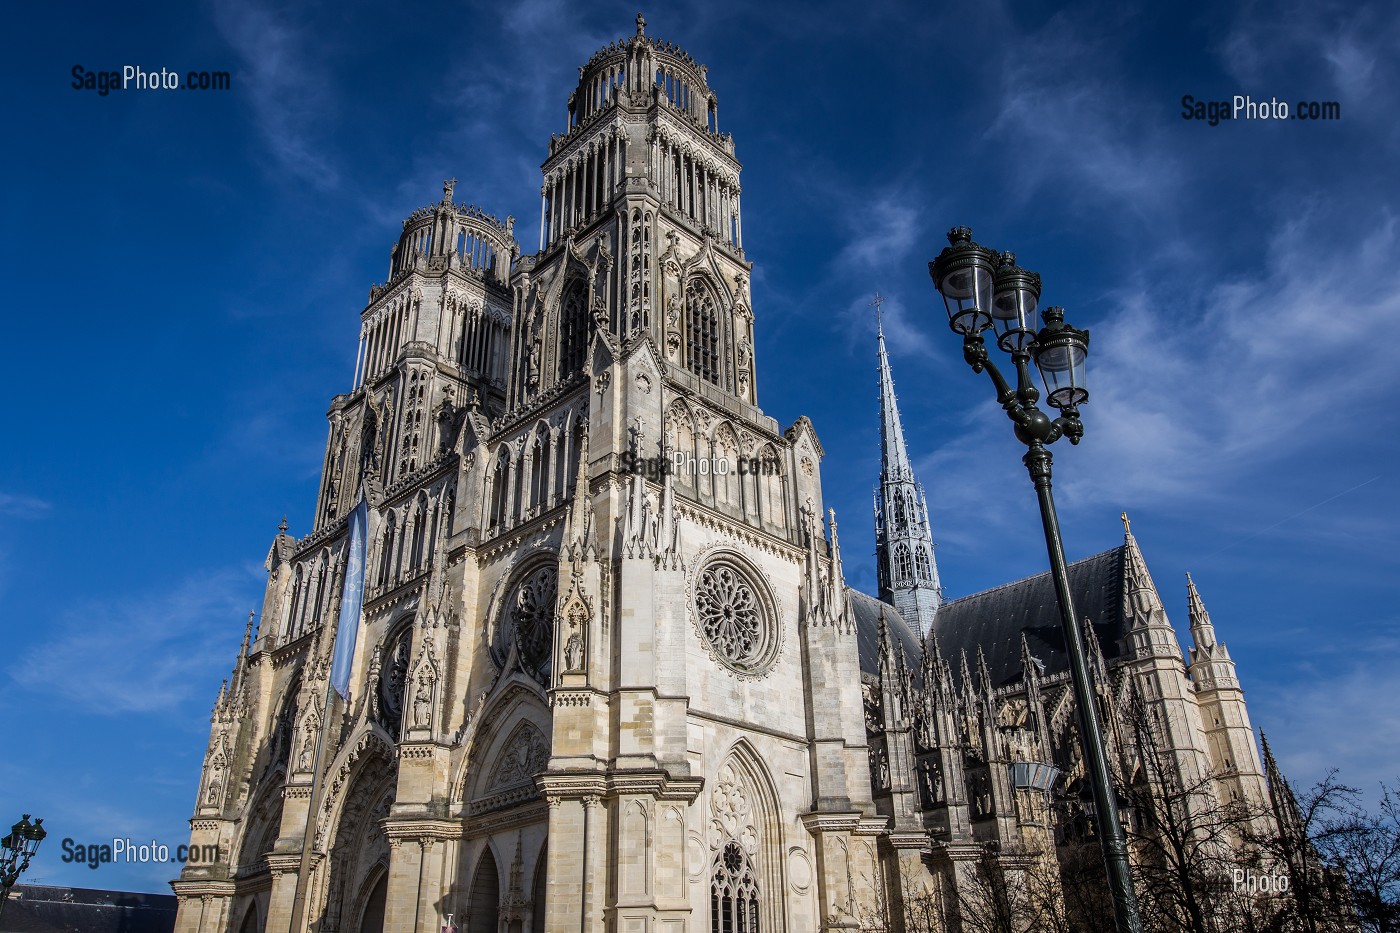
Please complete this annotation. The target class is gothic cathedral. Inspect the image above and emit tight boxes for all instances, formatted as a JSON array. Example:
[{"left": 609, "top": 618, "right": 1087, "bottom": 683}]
[{"left": 173, "top": 16, "right": 1272, "bottom": 933}]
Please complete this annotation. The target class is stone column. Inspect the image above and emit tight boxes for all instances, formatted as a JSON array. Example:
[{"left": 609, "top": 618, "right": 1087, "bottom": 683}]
[{"left": 383, "top": 837, "right": 423, "bottom": 933}]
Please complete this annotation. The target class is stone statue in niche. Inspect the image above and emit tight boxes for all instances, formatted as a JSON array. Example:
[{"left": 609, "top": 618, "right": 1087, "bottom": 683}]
[
  {"left": 366, "top": 645, "right": 382, "bottom": 723},
  {"left": 527, "top": 332, "right": 541, "bottom": 388},
  {"left": 411, "top": 669, "right": 434, "bottom": 730},
  {"left": 297, "top": 720, "right": 315, "bottom": 772},
  {"left": 564, "top": 626, "right": 584, "bottom": 673},
  {"left": 918, "top": 756, "right": 943, "bottom": 806},
  {"left": 563, "top": 601, "right": 588, "bottom": 673}
]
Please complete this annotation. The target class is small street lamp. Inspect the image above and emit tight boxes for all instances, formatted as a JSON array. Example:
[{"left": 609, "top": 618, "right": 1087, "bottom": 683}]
[
  {"left": 930, "top": 226, "right": 1143, "bottom": 933},
  {"left": 0, "top": 814, "right": 47, "bottom": 920}
]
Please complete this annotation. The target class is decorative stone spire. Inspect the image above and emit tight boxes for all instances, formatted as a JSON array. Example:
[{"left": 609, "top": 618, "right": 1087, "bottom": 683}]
[
  {"left": 564, "top": 428, "right": 595, "bottom": 560},
  {"left": 1119, "top": 514, "right": 1182, "bottom": 661},
  {"left": 975, "top": 646, "right": 994, "bottom": 701},
  {"left": 1186, "top": 572, "right": 1216, "bottom": 649},
  {"left": 1186, "top": 572, "right": 1237, "bottom": 689},
  {"left": 825, "top": 508, "right": 847, "bottom": 622},
  {"left": 873, "top": 296, "right": 942, "bottom": 637},
  {"left": 230, "top": 611, "right": 256, "bottom": 698},
  {"left": 1260, "top": 733, "right": 1303, "bottom": 837}
]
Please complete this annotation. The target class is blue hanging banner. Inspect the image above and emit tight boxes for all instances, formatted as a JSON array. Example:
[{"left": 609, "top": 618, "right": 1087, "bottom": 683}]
[{"left": 329, "top": 497, "right": 369, "bottom": 700}]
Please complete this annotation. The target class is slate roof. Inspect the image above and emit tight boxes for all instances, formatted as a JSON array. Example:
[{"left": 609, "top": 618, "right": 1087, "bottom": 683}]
[
  {"left": 4, "top": 884, "right": 178, "bottom": 933},
  {"left": 848, "top": 546, "right": 1132, "bottom": 689},
  {"left": 848, "top": 588, "right": 924, "bottom": 679}
]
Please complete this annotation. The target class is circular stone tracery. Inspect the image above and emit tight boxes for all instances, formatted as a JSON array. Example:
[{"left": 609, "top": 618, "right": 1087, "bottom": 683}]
[
  {"left": 491, "top": 565, "right": 557, "bottom": 686},
  {"left": 693, "top": 558, "right": 778, "bottom": 676}
]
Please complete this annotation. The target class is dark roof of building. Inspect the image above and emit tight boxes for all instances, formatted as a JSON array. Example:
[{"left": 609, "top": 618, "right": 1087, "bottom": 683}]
[
  {"left": 3, "top": 884, "right": 177, "bottom": 933},
  {"left": 848, "top": 545, "right": 1132, "bottom": 689},
  {"left": 848, "top": 588, "right": 924, "bottom": 679}
]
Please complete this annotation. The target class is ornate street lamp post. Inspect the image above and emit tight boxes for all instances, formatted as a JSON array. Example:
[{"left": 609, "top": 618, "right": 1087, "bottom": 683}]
[
  {"left": 930, "top": 226, "right": 1143, "bottom": 933},
  {"left": 0, "top": 814, "right": 46, "bottom": 920}
]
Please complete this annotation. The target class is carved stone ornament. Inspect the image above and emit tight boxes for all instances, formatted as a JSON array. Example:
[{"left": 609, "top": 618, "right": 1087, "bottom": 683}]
[
  {"left": 486, "top": 722, "right": 551, "bottom": 792},
  {"left": 691, "top": 555, "right": 780, "bottom": 678},
  {"left": 411, "top": 664, "right": 436, "bottom": 730},
  {"left": 709, "top": 764, "right": 757, "bottom": 855}
]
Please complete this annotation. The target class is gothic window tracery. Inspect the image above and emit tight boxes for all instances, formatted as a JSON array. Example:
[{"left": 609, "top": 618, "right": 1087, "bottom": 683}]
[
  {"left": 685, "top": 280, "right": 722, "bottom": 386},
  {"left": 491, "top": 565, "right": 558, "bottom": 686},
  {"left": 285, "top": 568, "right": 305, "bottom": 642},
  {"left": 893, "top": 543, "right": 912, "bottom": 584},
  {"left": 557, "top": 283, "right": 589, "bottom": 381},
  {"left": 915, "top": 545, "right": 933, "bottom": 584},
  {"left": 377, "top": 515, "right": 396, "bottom": 587},
  {"left": 410, "top": 497, "right": 428, "bottom": 569},
  {"left": 710, "top": 841, "right": 760, "bottom": 933},
  {"left": 376, "top": 624, "right": 413, "bottom": 737}
]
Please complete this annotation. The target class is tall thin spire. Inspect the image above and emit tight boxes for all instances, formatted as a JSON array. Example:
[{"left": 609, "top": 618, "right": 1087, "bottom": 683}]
[
  {"left": 875, "top": 294, "right": 914, "bottom": 483},
  {"left": 873, "top": 294, "right": 941, "bottom": 637}
]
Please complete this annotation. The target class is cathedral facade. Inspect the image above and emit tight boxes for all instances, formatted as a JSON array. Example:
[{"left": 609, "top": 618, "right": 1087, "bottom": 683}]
[{"left": 172, "top": 17, "right": 1271, "bottom": 933}]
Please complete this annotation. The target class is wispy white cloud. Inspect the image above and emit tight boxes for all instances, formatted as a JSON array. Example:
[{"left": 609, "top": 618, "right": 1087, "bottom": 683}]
[
  {"left": 10, "top": 570, "right": 253, "bottom": 715},
  {"left": 1059, "top": 208, "right": 1400, "bottom": 507},
  {"left": 1219, "top": 0, "right": 1392, "bottom": 93},
  {"left": 0, "top": 493, "right": 50, "bottom": 518},
  {"left": 213, "top": 2, "right": 340, "bottom": 189},
  {"left": 830, "top": 191, "right": 941, "bottom": 360},
  {"left": 1253, "top": 644, "right": 1400, "bottom": 804},
  {"left": 909, "top": 205, "right": 1400, "bottom": 579},
  {"left": 984, "top": 10, "right": 1185, "bottom": 225}
]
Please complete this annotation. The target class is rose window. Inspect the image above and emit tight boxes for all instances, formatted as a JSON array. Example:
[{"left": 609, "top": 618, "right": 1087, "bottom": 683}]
[
  {"left": 492, "top": 565, "right": 557, "bottom": 686},
  {"left": 694, "top": 560, "right": 778, "bottom": 675}
]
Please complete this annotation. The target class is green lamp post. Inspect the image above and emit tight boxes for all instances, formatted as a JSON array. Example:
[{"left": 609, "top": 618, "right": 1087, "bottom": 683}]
[{"left": 931, "top": 226, "right": 1141, "bottom": 933}]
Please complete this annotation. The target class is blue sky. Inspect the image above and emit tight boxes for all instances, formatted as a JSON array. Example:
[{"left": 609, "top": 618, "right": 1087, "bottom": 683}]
[{"left": 2, "top": 0, "right": 1397, "bottom": 894}]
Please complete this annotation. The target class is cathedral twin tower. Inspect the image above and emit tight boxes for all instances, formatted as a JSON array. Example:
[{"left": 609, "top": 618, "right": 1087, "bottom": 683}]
[{"left": 174, "top": 15, "right": 1270, "bottom": 933}]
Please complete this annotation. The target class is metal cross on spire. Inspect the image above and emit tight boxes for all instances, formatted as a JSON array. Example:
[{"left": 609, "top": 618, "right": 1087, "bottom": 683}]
[{"left": 871, "top": 292, "right": 886, "bottom": 337}]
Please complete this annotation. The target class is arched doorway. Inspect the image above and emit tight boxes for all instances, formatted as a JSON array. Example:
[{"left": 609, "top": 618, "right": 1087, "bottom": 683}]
[
  {"left": 531, "top": 845, "right": 547, "bottom": 933},
  {"left": 237, "top": 900, "right": 261, "bottom": 933},
  {"left": 358, "top": 872, "right": 387, "bottom": 933},
  {"left": 468, "top": 847, "right": 500, "bottom": 933}
]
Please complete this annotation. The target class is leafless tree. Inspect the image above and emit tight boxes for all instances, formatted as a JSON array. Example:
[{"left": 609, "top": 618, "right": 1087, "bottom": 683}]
[
  {"left": 1119, "top": 690, "right": 1286, "bottom": 933},
  {"left": 1318, "top": 781, "right": 1400, "bottom": 933}
]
